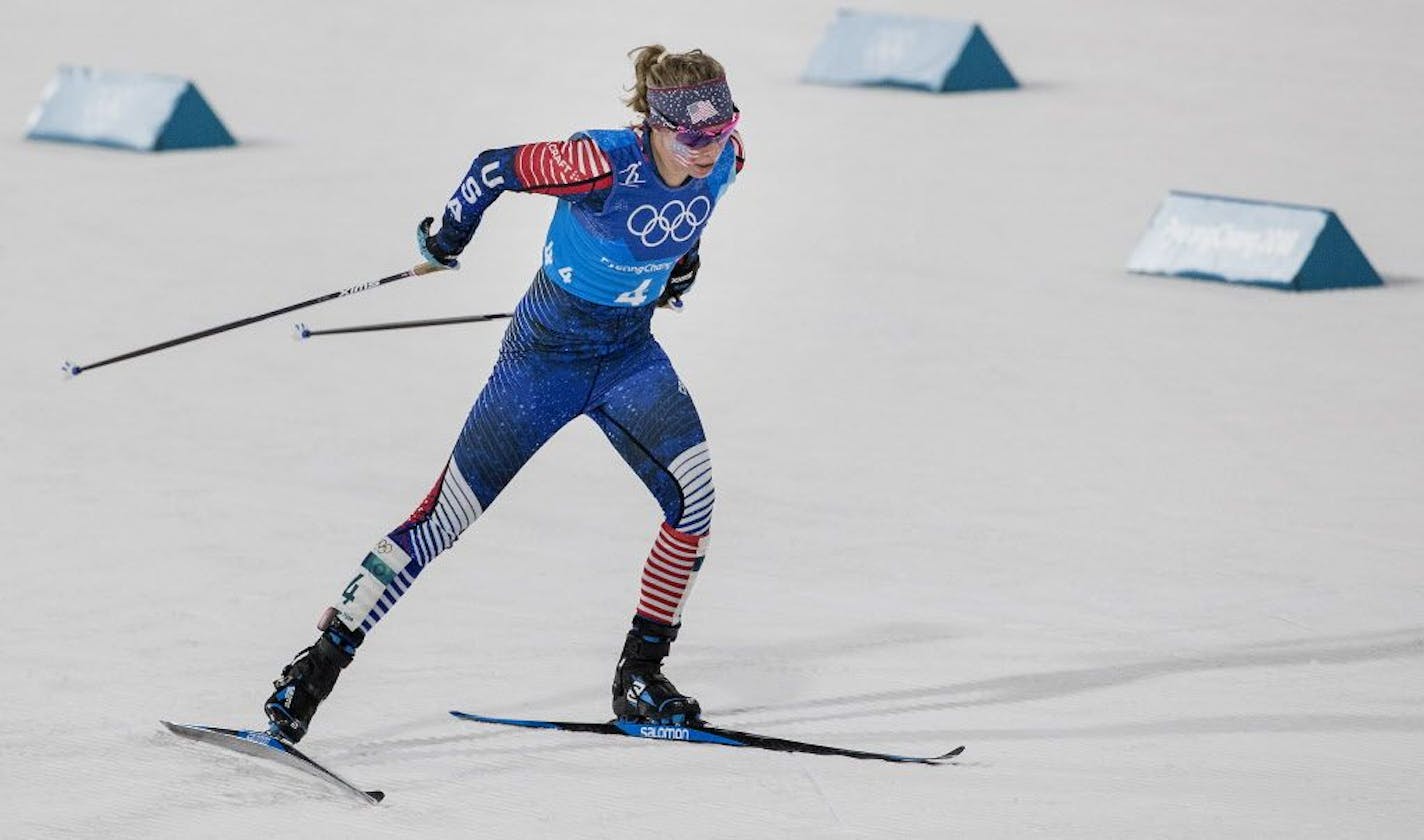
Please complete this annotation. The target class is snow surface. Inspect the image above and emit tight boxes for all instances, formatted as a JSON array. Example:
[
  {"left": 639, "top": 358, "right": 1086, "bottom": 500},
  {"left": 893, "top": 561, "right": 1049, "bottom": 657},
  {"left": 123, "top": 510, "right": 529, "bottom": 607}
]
[{"left": 4, "top": 1, "right": 1423, "bottom": 837}]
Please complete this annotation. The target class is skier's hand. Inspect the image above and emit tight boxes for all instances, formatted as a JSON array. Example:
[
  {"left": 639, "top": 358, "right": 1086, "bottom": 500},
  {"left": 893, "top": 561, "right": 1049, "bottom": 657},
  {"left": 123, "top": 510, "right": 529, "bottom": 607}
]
[
  {"left": 417, "top": 217, "right": 460, "bottom": 270},
  {"left": 657, "top": 252, "right": 700, "bottom": 310}
]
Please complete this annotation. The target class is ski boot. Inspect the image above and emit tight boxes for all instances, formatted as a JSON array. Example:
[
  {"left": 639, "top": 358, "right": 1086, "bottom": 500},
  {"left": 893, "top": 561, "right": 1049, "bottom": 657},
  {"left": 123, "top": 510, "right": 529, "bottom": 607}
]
[
  {"left": 264, "top": 609, "right": 364, "bottom": 743},
  {"left": 611, "top": 616, "right": 702, "bottom": 725}
]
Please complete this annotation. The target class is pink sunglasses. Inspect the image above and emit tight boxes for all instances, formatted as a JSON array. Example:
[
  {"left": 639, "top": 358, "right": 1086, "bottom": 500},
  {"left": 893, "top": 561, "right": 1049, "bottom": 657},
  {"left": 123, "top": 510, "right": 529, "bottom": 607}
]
[{"left": 654, "top": 109, "right": 740, "bottom": 149}]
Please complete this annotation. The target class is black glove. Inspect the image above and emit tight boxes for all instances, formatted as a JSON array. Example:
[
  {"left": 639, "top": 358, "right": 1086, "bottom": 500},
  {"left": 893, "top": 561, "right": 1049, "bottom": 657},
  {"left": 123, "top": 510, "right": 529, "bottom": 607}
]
[
  {"left": 657, "top": 252, "right": 700, "bottom": 308},
  {"left": 417, "top": 217, "right": 460, "bottom": 269}
]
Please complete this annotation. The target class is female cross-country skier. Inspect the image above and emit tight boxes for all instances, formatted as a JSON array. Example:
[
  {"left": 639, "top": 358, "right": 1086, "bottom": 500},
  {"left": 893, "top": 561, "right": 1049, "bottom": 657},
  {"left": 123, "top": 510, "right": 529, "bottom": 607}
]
[{"left": 263, "top": 45, "right": 744, "bottom": 743}]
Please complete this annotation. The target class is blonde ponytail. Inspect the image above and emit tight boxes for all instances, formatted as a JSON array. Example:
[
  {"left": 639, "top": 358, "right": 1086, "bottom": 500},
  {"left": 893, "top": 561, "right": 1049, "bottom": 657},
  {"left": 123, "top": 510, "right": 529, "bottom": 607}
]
[{"left": 624, "top": 45, "right": 727, "bottom": 118}]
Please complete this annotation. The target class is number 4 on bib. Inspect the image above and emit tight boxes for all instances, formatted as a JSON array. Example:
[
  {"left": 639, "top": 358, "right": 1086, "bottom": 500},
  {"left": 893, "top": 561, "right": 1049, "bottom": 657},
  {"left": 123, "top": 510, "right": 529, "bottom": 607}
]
[{"left": 615, "top": 278, "right": 652, "bottom": 306}]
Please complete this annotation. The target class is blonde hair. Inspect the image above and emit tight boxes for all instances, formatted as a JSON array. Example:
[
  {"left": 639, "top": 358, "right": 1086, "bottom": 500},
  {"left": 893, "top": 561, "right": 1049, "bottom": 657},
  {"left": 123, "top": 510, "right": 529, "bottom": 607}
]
[{"left": 624, "top": 45, "right": 727, "bottom": 117}]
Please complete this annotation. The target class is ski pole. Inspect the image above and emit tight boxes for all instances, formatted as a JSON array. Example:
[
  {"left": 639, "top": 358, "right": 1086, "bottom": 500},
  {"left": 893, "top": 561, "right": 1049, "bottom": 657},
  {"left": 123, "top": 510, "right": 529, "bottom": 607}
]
[
  {"left": 63, "top": 262, "right": 449, "bottom": 377},
  {"left": 294, "top": 311, "right": 514, "bottom": 339}
]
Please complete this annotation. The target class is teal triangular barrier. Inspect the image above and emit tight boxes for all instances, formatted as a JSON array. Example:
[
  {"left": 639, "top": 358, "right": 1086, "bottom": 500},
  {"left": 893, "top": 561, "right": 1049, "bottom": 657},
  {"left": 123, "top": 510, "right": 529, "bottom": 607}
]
[
  {"left": 1127, "top": 192, "right": 1383, "bottom": 291},
  {"left": 25, "top": 67, "right": 236, "bottom": 152},
  {"left": 802, "top": 11, "right": 1018, "bottom": 93}
]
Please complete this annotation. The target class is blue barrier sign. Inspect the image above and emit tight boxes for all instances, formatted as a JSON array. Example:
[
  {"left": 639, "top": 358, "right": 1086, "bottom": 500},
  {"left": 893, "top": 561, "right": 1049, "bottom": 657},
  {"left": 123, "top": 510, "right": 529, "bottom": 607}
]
[
  {"left": 25, "top": 66, "right": 235, "bottom": 152},
  {"left": 1126, "top": 192, "right": 1381, "bottom": 291},
  {"left": 802, "top": 10, "right": 1017, "bottom": 93}
]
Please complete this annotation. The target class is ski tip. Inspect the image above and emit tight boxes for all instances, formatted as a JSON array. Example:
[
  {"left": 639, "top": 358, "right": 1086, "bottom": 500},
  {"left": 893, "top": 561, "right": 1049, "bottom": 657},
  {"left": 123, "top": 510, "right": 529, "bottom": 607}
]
[
  {"left": 365, "top": 790, "right": 386, "bottom": 803},
  {"left": 891, "top": 744, "right": 966, "bottom": 764}
]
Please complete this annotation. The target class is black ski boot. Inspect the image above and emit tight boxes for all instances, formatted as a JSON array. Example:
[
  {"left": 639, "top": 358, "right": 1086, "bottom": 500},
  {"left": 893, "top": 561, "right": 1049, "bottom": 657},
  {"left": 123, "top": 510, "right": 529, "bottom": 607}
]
[
  {"left": 611, "top": 616, "right": 702, "bottom": 725},
  {"left": 264, "top": 611, "right": 364, "bottom": 743}
]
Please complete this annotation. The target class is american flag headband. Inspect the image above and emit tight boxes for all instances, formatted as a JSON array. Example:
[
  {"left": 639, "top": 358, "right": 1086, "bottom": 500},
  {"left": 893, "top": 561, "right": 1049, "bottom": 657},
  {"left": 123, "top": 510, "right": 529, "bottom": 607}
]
[{"left": 646, "top": 78, "right": 739, "bottom": 149}]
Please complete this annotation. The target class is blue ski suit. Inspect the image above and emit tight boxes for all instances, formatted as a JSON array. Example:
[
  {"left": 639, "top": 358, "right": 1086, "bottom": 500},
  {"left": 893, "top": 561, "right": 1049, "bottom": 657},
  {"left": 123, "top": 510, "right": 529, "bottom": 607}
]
[{"left": 334, "top": 126, "right": 744, "bottom": 634}]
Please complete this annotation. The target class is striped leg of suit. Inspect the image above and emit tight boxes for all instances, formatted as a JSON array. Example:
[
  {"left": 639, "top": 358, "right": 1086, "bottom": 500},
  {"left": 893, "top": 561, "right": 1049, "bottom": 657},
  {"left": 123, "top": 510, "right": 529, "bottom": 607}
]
[
  {"left": 332, "top": 458, "right": 487, "bottom": 634},
  {"left": 636, "top": 522, "right": 708, "bottom": 625},
  {"left": 587, "top": 340, "right": 716, "bottom": 627},
  {"left": 330, "top": 342, "right": 586, "bottom": 634},
  {"left": 665, "top": 442, "right": 714, "bottom": 536}
]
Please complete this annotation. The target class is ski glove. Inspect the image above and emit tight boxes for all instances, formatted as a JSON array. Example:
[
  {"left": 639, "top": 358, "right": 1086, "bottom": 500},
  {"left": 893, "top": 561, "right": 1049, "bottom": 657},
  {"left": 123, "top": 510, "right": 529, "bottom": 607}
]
[
  {"left": 417, "top": 217, "right": 460, "bottom": 269},
  {"left": 657, "top": 252, "right": 700, "bottom": 310}
]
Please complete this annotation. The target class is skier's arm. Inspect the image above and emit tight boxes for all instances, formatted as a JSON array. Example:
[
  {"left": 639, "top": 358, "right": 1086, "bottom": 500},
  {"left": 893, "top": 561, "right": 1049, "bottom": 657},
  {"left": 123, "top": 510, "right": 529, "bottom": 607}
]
[{"left": 425, "top": 139, "right": 614, "bottom": 263}]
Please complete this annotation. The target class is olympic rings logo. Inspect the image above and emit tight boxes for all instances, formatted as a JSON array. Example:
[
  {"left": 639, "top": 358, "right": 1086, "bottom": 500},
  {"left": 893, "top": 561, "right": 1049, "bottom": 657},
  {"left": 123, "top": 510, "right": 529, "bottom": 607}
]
[{"left": 626, "top": 197, "right": 711, "bottom": 247}]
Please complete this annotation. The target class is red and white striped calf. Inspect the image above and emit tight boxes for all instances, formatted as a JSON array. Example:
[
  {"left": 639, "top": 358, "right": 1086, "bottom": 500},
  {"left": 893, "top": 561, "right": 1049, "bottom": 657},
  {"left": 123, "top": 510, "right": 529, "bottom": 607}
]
[{"left": 636, "top": 523, "right": 708, "bottom": 626}]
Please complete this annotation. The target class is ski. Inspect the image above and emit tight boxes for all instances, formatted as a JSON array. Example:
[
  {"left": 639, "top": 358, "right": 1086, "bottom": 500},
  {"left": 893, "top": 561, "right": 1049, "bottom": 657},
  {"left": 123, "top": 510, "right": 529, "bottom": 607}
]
[
  {"left": 450, "top": 711, "right": 963, "bottom": 764},
  {"left": 160, "top": 721, "right": 385, "bottom": 804}
]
